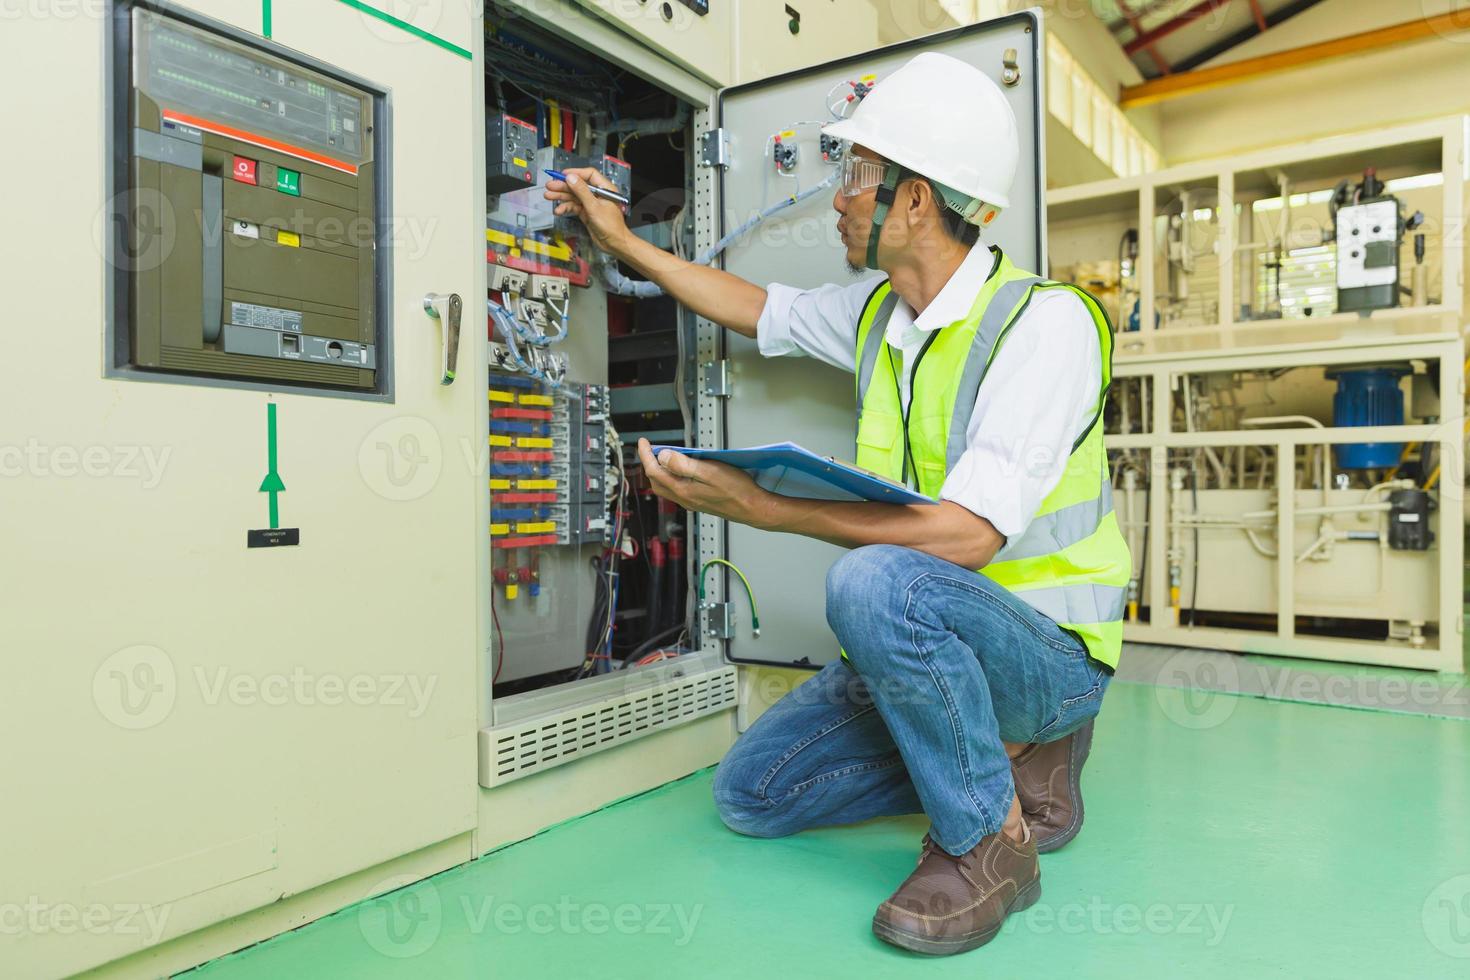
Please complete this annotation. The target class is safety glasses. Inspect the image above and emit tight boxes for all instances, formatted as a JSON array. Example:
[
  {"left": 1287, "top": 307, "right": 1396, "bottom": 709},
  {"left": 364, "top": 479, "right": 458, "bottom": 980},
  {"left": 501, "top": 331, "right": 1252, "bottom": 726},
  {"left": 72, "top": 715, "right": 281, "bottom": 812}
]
[{"left": 838, "top": 154, "right": 890, "bottom": 197}]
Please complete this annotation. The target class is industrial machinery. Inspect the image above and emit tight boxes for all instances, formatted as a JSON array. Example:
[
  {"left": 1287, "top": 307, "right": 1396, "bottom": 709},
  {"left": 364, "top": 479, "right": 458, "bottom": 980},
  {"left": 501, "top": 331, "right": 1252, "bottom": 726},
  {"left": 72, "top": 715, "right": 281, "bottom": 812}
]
[{"left": 1055, "top": 117, "right": 1465, "bottom": 670}]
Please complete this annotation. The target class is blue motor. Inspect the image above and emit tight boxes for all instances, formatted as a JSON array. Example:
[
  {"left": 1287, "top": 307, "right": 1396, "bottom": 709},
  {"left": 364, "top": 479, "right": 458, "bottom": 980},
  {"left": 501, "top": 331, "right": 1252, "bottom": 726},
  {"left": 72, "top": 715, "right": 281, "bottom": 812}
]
[{"left": 1327, "top": 366, "right": 1408, "bottom": 469}]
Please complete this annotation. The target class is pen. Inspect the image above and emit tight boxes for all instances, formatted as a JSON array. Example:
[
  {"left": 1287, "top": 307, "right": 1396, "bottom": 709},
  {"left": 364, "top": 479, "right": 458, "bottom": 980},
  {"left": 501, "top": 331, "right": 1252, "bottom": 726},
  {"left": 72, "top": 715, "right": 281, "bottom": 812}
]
[{"left": 544, "top": 169, "right": 630, "bottom": 208}]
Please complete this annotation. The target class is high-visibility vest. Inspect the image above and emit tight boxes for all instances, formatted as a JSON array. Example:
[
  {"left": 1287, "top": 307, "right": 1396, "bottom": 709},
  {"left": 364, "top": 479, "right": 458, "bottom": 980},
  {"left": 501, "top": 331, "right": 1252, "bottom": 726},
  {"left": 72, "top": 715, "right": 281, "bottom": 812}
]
[{"left": 853, "top": 248, "right": 1130, "bottom": 668}]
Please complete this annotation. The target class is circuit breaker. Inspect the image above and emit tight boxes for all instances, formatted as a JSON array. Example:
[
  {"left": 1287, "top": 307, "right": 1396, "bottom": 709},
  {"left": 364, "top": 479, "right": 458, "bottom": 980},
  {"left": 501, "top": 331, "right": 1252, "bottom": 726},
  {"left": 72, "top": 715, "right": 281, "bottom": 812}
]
[
  {"left": 112, "top": 6, "right": 386, "bottom": 394},
  {"left": 486, "top": 112, "right": 539, "bottom": 194}
]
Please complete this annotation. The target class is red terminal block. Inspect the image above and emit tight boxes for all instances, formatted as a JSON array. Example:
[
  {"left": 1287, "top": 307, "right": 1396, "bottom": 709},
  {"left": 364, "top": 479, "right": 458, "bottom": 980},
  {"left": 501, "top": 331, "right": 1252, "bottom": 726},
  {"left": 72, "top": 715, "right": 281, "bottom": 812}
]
[
  {"left": 492, "top": 408, "right": 554, "bottom": 421},
  {"left": 647, "top": 537, "right": 666, "bottom": 569}
]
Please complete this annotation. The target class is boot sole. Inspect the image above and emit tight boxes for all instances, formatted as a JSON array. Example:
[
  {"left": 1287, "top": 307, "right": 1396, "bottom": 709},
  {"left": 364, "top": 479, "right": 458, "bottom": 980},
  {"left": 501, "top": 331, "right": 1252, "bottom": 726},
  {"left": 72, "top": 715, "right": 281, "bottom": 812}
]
[
  {"left": 871, "top": 876, "right": 1042, "bottom": 956},
  {"left": 1034, "top": 719, "right": 1094, "bottom": 855}
]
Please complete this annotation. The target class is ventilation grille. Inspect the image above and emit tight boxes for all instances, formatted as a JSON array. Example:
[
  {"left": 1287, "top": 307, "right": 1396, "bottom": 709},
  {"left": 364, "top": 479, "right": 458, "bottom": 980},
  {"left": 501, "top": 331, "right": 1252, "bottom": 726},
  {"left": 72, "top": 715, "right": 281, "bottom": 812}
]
[{"left": 478, "top": 666, "right": 737, "bottom": 787}]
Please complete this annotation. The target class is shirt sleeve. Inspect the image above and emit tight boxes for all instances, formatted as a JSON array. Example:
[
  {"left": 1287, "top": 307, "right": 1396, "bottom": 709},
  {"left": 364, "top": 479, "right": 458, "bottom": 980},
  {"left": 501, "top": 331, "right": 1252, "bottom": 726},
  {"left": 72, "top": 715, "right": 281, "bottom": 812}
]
[
  {"left": 939, "top": 289, "right": 1102, "bottom": 539},
  {"left": 755, "top": 275, "right": 888, "bottom": 374}
]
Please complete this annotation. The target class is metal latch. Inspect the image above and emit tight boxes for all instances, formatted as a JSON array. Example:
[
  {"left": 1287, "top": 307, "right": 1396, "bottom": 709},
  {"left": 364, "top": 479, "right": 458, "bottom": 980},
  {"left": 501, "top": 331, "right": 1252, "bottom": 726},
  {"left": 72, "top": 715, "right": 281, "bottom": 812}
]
[
  {"left": 1001, "top": 48, "right": 1021, "bottom": 87},
  {"left": 699, "top": 128, "right": 729, "bottom": 169},
  {"left": 703, "top": 602, "right": 735, "bottom": 639},
  {"left": 701, "top": 360, "right": 731, "bottom": 397}
]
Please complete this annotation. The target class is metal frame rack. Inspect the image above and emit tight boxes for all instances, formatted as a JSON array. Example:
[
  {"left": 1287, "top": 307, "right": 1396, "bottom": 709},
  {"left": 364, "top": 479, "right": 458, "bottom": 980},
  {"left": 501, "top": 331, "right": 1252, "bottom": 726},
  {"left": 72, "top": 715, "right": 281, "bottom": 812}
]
[{"left": 1049, "top": 116, "right": 1467, "bottom": 671}]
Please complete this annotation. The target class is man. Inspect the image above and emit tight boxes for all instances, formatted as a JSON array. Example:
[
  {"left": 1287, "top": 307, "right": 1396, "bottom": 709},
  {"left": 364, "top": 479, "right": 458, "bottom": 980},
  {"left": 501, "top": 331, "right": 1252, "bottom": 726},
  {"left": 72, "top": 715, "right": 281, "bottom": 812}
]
[{"left": 545, "top": 51, "right": 1129, "bottom": 956}]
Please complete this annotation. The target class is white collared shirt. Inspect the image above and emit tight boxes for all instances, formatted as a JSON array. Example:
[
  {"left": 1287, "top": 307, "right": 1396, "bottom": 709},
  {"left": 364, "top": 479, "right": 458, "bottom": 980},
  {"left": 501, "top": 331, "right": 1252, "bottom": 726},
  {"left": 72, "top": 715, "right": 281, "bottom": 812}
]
[{"left": 755, "top": 242, "right": 1102, "bottom": 539}]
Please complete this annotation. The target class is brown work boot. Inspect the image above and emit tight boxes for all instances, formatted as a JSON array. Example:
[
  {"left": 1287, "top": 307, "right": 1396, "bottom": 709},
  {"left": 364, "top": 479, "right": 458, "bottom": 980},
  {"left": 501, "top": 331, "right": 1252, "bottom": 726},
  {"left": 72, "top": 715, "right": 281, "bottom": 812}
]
[
  {"left": 871, "top": 828, "right": 1040, "bottom": 955},
  {"left": 1011, "top": 719, "right": 1095, "bottom": 854}
]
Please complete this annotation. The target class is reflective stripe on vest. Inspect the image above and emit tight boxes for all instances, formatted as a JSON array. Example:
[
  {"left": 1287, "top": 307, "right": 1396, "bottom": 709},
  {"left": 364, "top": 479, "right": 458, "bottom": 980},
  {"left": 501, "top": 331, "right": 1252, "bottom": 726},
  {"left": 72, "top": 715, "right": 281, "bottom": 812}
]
[
  {"left": 851, "top": 249, "right": 1130, "bottom": 668},
  {"left": 855, "top": 289, "right": 900, "bottom": 423}
]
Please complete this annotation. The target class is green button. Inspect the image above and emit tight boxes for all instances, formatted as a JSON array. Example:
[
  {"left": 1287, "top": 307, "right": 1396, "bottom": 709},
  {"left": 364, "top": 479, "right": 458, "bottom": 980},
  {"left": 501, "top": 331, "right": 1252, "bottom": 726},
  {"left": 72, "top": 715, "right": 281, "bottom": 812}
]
[{"left": 276, "top": 168, "right": 300, "bottom": 196}]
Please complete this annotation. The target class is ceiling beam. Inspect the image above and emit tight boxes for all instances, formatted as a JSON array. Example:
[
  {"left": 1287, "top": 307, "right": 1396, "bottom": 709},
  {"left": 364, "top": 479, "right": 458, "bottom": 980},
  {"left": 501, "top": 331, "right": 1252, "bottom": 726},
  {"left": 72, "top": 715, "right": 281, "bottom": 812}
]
[
  {"left": 1120, "top": 8, "right": 1470, "bottom": 108},
  {"left": 1246, "top": 0, "right": 1267, "bottom": 32},
  {"left": 1123, "top": 0, "right": 1232, "bottom": 56},
  {"left": 1118, "top": 0, "right": 1172, "bottom": 75},
  {"left": 1171, "top": 0, "right": 1323, "bottom": 73}
]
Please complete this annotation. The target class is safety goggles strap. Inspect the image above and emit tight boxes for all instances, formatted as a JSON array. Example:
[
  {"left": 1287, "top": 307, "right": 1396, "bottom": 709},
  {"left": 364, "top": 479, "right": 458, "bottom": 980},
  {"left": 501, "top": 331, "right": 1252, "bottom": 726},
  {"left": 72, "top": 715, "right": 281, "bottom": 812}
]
[{"left": 865, "top": 163, "right": 903, "bottom": 271}]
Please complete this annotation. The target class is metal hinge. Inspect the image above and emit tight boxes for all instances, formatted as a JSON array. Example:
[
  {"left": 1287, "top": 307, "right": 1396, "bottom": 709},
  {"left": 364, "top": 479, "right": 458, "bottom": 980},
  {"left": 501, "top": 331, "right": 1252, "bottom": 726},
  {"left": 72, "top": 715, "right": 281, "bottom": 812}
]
[
  {"left": 703, "top": 602, "right": 735, "bottom": 639},
  {"left": 701, "top": 360, "right": 731, "bottom": 397},
  {"left": 698, "top": 128, "right": 729, "bottom": 169}
]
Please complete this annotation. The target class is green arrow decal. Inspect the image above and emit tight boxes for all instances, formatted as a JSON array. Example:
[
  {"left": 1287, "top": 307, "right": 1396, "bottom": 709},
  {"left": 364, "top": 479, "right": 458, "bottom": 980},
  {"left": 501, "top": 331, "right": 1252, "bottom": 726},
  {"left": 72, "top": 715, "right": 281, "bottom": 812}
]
[{"left": 258, "top": 402, "right": 285, "bottom": 529}]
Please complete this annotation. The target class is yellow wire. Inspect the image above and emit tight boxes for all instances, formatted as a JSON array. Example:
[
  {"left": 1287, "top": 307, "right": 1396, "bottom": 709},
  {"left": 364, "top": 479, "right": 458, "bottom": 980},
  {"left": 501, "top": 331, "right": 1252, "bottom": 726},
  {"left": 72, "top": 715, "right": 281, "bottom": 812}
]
[{"left": 699, "top": 558, "right": 761, "bottom": 636}]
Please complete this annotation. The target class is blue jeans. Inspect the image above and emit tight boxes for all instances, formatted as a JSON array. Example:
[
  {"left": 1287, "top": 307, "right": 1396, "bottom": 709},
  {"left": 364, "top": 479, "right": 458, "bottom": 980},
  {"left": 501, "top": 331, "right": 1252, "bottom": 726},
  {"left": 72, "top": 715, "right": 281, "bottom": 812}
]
[{"left": 713, "top": 544, "right": 1109, "bottom": 856}]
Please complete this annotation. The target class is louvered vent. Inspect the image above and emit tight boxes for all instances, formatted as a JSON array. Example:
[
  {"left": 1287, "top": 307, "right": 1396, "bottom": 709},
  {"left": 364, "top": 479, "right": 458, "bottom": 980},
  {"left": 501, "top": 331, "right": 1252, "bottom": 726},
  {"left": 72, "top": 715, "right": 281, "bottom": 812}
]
[{"left": 478, "top": 666, "right": 737, "bottom": 787}]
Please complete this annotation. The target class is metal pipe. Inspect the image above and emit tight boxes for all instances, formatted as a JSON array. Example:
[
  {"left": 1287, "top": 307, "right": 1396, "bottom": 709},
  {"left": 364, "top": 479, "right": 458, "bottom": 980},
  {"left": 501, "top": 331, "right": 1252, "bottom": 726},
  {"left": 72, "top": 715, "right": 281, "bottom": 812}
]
[
  {"left": 1124, "top": 469, "right": 1142, "bottom": 622},
  {"left": 1168, "top": 466, "right": 1186, "bottom": 626}
]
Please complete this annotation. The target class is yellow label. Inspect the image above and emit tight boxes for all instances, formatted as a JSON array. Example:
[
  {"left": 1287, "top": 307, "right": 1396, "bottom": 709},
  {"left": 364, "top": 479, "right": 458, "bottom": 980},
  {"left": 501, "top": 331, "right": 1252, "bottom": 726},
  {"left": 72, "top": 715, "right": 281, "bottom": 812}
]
[
  {"left": 860, "top": 73, "right": 876, "bottom": 83},
  {"left": 488, "top": 390, "right": 516, "bottom": 403},
  {"left": 519, "top": 394, "right": 553, "bottom": 406},
  {"left": 490, "top": 479, "right": 511, "bottom": 490},
  {"left": 505, "top": 582, "right": 519, "bottom": 600},
  {"left": 517, "top": 437, "right": 553, "bottom": 449},
  {"left": 779, "top": 129, "right": 796, "bottom": 140},
  {"left": 276, "top": 230, "right": 301, "bottom": 248},
  {"left": 512, "top": 157, "right": 527, "bottom": 168},
  {"left": 491, "top": 523, "right": 510, "bottom": 536},
  {"left": 515, "top": 521, "right": 556, "bottom": 534},
  {"left": 522, "top": 238, "right": 571, "bottom": 261},
  {"left": 488, "top": 434, "right": 512, "bottom": 447},
  {"left": 517, "top": 479, "right": 557, "bottom": 490},
  {"left": 486, "top": 228, "right": 517, "bottom": 247}
]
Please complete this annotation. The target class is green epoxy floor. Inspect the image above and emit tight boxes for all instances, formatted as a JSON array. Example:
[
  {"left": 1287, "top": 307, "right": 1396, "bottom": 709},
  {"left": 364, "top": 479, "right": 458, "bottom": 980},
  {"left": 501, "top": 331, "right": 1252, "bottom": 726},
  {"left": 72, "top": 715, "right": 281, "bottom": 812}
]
[{"left": 188, "top": 682, "right": 1470, "bottom": 979}]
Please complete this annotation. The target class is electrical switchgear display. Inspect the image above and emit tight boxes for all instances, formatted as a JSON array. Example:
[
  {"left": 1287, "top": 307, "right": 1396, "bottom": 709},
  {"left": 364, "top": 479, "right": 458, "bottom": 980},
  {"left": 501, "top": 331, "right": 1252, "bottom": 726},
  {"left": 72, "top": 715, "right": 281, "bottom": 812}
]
[{"left": 112, "top": 6, "right": 387, "bottom": 394}]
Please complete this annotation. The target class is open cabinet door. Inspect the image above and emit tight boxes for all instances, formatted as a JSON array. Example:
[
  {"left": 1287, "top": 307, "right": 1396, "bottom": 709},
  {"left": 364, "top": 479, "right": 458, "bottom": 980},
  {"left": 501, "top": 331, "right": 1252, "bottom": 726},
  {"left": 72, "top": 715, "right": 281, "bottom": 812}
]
[{"left": 712, "top": 13, "right": 1046, "bottom": 668}]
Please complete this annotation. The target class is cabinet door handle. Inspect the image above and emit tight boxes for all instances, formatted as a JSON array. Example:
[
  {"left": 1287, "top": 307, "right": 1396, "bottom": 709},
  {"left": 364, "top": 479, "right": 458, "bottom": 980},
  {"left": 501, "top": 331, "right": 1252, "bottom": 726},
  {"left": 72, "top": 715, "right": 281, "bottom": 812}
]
[{"left": 423, "top": 292, "right": 463, "bottom": 385}]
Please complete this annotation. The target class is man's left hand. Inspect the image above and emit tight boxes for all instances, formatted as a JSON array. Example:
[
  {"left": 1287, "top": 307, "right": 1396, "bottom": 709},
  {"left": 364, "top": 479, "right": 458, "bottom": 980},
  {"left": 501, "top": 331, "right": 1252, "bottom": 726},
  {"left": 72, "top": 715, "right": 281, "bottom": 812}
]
[{"left": 636, "top": 438, "right": 774, "bottom": 528}]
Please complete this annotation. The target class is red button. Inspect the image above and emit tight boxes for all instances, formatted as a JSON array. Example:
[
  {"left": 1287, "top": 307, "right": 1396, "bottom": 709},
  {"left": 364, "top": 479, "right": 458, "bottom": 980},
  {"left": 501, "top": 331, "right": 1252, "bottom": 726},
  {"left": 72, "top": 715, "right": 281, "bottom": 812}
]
[{"left": 232, "top": 156, "right": 257, "bottom": 185}]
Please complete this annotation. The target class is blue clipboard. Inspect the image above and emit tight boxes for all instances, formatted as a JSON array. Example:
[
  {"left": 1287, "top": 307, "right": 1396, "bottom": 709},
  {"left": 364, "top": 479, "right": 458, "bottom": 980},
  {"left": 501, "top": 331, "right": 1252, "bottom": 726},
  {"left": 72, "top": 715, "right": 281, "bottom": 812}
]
[{"left": 648, "top": 442, "right": 935, "bottom": 505}]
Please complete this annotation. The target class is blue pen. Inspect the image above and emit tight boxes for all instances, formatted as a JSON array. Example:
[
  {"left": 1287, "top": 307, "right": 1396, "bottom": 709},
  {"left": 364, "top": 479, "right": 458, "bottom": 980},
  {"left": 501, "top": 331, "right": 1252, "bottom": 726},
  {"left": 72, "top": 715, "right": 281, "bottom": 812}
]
[{"left": 545, "top": 169, "right": 630, "bottom": 207}]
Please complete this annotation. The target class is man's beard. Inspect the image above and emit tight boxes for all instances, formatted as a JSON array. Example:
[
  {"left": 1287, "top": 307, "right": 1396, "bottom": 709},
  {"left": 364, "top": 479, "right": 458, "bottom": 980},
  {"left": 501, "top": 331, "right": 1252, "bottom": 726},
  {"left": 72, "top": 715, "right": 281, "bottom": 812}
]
[{"left": 844, "top": 258, "right": 866, "bottom": 277}]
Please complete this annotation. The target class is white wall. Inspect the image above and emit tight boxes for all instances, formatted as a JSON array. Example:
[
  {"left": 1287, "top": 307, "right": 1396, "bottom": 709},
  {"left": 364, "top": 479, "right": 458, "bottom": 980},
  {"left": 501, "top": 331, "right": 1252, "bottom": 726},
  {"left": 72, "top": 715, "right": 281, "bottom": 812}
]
[{"left": 1159, "top": 0, "right": 1470, "bottom": 162}]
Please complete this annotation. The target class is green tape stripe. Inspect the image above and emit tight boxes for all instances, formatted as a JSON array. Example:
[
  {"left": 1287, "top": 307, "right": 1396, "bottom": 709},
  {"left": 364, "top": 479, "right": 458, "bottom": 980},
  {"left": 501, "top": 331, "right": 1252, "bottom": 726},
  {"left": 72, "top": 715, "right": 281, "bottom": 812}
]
[
  {"left": 333, "top": 0, "right": 472, "bottom": 60},
  {"left": 262, "top": 0, "right": 271, "bottom": 37}
]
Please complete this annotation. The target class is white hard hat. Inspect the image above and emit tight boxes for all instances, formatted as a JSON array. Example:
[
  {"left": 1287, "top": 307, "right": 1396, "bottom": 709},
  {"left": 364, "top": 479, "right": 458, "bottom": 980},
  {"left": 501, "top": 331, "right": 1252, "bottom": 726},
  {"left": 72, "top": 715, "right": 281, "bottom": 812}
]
[{"left": 823, "top": 51, "right": 1019, "bottom": 215}]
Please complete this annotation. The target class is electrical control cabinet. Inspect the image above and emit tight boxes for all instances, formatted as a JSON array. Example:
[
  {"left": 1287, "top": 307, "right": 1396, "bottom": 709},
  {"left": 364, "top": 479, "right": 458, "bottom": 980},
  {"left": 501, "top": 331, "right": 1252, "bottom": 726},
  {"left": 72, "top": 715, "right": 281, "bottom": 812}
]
[{"left": 110, "top": 6, "right": 388, "bottom": 395}]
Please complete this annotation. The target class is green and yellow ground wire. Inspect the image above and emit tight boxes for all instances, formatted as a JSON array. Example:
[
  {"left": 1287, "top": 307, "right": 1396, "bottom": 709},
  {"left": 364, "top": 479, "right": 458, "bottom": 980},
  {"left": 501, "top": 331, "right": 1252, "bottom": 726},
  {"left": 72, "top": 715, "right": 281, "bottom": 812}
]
[{"left": 698, "top": 558, "right": 761, "bottom": 638}]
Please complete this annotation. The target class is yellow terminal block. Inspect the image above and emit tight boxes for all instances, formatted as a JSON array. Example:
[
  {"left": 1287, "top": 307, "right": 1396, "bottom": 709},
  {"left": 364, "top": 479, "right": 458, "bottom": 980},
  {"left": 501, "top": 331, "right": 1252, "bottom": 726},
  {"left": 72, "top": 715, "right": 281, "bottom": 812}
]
[
  {"left": 505, "top": 582, "right": 519, "bottom": 600},
  {"left": 517, "top": 437, "right": 553, "bottom": 449},
  {"left": 490, "top": 479, "right": 511, "bottom": 491},
  {"left": 519, "top": 394, "right": 554, "bottom": 407},
  {"left": 517, "top": 479, "right": 557, "bottom": 490},
  {"left": 490, "top": 523, "right": 510, "bottom": 536},
  {"left": 514, "top": 521, "right": 556, "bottom": 534},
  {"left": 489, "top": 434, "right": 512, "bottom": 447},
  {"left": 488, "top": 390, "right": 516, "bottom": 403}
]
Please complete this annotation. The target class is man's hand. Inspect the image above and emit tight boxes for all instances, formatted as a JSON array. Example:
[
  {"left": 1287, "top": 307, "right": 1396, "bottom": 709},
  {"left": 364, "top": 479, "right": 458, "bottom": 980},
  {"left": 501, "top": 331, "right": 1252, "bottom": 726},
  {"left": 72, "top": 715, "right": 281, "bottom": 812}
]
[
  {"left": 637, "top": 439, "right": 775, "bottom": 528},
  {"left": 543, "top": 167, "right": 631, "bottom": 257}
]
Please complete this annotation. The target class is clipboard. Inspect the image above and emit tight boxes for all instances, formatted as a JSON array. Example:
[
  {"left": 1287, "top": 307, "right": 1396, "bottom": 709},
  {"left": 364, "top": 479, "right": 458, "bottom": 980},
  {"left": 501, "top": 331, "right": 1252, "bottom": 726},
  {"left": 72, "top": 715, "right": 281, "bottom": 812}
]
[{"left": 648, "top": 442, "right": 935, "bottom": 505}]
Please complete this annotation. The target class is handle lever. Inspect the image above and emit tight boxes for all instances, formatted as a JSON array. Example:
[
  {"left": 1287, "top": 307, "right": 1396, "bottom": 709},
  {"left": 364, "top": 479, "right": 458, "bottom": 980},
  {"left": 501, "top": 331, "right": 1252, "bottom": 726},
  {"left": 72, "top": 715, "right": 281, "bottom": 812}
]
[{"left": 423, "top": 292, "right": 463, "bottom": 385}]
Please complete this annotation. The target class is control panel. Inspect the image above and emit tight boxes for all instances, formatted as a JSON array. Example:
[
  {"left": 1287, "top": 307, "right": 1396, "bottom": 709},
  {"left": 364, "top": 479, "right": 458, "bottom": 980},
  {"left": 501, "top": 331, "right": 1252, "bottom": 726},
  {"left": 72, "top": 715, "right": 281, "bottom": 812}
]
[{"left": 112, "top": 6, "right": 386, "bottom": 394}]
